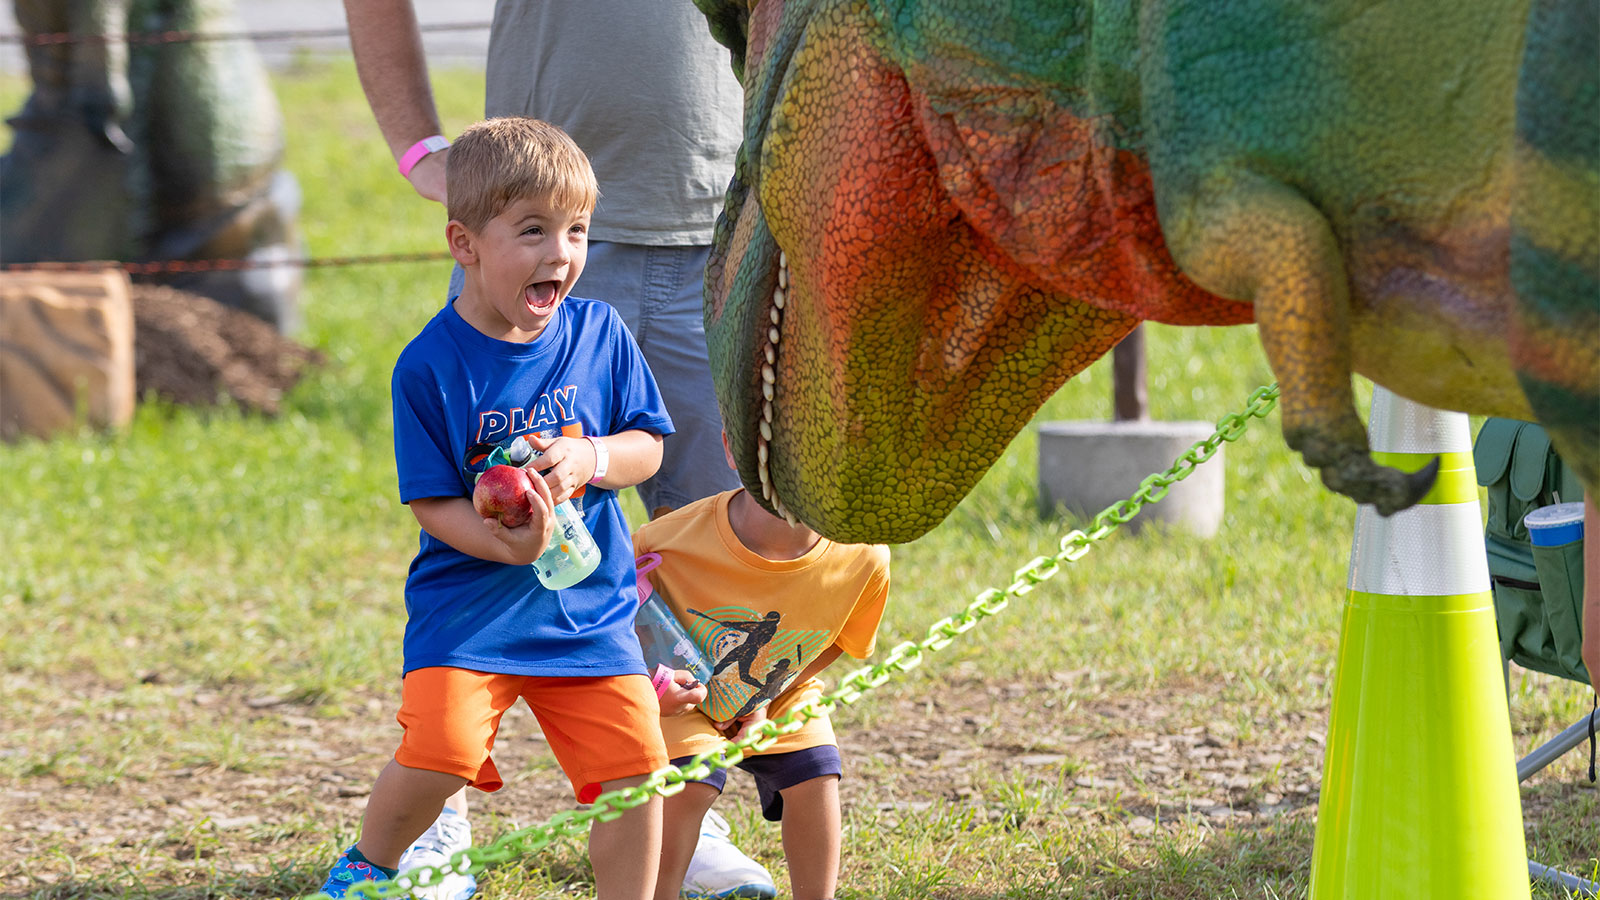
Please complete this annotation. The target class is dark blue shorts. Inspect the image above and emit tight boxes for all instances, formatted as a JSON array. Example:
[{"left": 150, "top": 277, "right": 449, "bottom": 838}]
[{"left": 674, "top": 745, "right": 842, "bottom": 821}]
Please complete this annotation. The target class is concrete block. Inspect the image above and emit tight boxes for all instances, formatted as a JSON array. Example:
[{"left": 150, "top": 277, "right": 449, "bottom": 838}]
[
  {"left": 0, "top": 267, "right": 136, "bottom": 442},
  {"left": 1038, "top": 419, "right": 1225, "bottom": 537}
]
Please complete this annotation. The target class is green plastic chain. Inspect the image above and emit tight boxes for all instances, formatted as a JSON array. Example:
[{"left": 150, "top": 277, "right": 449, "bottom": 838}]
[{"left": 317, "top": 382, "right": 1282, "bottom": 900}]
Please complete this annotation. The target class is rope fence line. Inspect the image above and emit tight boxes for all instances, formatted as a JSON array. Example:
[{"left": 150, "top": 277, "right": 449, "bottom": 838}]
[
  {"left": 0, "top": 251, "right": 453, "bottom": 277},
  {"left": 314, "top": 383, "right": 1284, "bottom": 900},
  {"left": 0, "top": 21, "right": 490, "bottom": 47}
]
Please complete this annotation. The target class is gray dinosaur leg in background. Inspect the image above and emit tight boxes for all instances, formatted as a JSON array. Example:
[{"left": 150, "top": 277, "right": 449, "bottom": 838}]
[
  {"left": 1, "top": 0, "right": 303, "bottom": 333},
  {"left": 129, "top": 0, "right": 303, "bottom": 332},
  {"left": 1, "top": 0, "right": 135, "bottom": 263}
]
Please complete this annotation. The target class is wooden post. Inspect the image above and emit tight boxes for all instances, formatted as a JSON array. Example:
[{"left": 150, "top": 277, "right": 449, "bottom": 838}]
[{"left": 1113, "top": 324, "right": 1148, "bottom": 422}]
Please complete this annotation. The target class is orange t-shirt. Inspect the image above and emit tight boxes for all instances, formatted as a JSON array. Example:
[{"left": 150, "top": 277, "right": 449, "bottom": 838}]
[{"left": 632, "top": 490, "right": 891, "bottom": 757}]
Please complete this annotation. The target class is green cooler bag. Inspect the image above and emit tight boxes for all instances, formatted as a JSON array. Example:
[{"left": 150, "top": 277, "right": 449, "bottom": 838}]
[{"left": 1473, "top": 418, "right": 1588, "bottom": 684}]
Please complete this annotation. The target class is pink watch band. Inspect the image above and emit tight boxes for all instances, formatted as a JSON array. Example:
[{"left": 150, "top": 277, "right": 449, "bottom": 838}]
[{"left": 397, "top": 135, "right": 450, "bottom": 178}]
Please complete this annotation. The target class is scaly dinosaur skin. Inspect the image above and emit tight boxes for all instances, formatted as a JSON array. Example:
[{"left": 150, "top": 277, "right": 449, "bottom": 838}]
[{"left": 698, "top": 0, "right": 1599, "bottom": 544}]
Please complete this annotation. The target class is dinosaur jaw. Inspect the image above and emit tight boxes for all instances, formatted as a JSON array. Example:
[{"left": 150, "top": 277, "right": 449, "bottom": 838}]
[
  {"left": 706, "top": 178, "right": 1139, "bottom": 545},
  {"left": 733, "top": 245, "right": 976, "bottom": 538},
  {"left": 709, "top": 208, "right": 1003, "bottom": 545},
  {"left": 703, "top": 1, "right": 1143, "bottom": 544}
]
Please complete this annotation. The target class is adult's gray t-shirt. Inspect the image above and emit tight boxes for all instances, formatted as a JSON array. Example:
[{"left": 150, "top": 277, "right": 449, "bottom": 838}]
[{"left": 485, "top": 0, "right": 743, "bottom": 246}]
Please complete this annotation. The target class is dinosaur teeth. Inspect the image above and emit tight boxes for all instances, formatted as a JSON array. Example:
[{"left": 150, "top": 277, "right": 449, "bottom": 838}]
[{"left": 752, "top": 250, "right": 790, "bottom": 518}]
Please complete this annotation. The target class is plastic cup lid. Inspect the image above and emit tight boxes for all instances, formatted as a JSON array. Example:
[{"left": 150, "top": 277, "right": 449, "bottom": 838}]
[{"left": 1524, "top": 501, "right": 1586, "bottom": 529}]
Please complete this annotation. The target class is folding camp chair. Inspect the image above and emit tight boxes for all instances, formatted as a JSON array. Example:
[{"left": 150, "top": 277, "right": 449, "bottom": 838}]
[{"left": 1475, "top": 418, "right": 1598, "bottom": 897}]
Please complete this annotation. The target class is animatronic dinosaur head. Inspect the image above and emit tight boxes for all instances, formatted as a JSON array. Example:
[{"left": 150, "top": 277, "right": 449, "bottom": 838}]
[{"left": 696, "top": 0, "right": 1249, "bottom": 543}]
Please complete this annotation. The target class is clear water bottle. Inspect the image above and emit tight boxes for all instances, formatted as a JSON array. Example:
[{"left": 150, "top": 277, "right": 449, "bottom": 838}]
[
  {"left": 532, "top": 498, "right": 602, "bottom": 589},
  {"left": 497, "top": 436, "right": 602, "bottom": 591},
  {"left": 633, "top": 552, "right": 713, "bottom": 685}
]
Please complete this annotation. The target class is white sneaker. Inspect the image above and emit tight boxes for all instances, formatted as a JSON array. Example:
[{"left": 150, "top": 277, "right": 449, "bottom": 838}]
[
  {"left": 681, "top": 809, "right": 777, "bottom": 899},
  {"left": 398, "top": 807, "right": 478, "bottom": 900}
]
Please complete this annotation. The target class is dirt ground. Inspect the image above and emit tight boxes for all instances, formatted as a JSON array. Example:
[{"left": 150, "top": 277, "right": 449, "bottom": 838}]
[
  {"left": 0, "top": 671, "right": 1337, "bottom": 894},
  {"left": 6, "top": 666, "right": 1592, "bottom": 895},
  {"left": 131, "top": 284, "right": 323, "bottom": 415}
]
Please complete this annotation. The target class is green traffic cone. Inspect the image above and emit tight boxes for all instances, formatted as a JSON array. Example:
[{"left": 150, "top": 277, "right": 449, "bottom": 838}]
[{"left": 1309, "top": 386, "right": 1530, "bottom": 899}]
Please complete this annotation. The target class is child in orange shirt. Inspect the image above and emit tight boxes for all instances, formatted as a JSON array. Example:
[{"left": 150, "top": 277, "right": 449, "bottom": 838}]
[{"left": 633, "top": 435, "right": 891, "bottom": 900}]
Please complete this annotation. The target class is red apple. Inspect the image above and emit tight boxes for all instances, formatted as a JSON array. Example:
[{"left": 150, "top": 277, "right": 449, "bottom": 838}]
[{"left": 473, "top": 464, "right": 536, "bottom": 527}]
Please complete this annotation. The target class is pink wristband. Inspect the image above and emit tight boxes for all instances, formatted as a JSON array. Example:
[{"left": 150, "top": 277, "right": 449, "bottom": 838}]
[
  {"left": 650, "top": 664, "right": 675, "bottom": 698},
  {"left": 397, "top": 135, "right": 450, "bottom": 178}
]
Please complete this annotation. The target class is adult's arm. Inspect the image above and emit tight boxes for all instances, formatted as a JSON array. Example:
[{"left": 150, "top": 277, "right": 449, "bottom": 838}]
[{"left": 342, "top": 0, "right": 450, "bottom": 203}]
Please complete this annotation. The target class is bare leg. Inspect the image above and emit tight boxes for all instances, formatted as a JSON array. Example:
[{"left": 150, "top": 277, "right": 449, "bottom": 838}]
[
  {"left": 589, "top": 775, "right": 662, "bottom": 900},
  {"left": 355, "top": 759, "right": 470, "bottom": 868},
  {"left": 441, "top": 786, "right": 468, "bottom": 816},
  {"left": 653, "top": 782, "right": 720, "bottom": 900},
  {"left": 778, "top": 775, "right": 840, "bottom": 900}
]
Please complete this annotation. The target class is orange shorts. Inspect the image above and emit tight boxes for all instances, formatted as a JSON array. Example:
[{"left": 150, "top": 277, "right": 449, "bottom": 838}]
[{"left": 394, "top": 666, "right": 668, "bottom": 803}]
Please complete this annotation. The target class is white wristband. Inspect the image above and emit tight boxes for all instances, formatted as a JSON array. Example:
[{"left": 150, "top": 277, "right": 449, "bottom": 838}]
[{"left": 586, "top": 435, "right": 609, "bottom": 485}]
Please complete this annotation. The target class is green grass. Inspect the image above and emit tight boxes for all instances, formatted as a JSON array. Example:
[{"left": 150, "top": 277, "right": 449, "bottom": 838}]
[{"left": 1, "top": 60, "right": 1595, "bottom": 899}]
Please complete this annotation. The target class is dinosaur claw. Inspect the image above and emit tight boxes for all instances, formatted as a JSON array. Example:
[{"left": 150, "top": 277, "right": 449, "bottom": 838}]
[
  {"left": 1315, "top": 451, "right": 1439, "bottom": 516},
  {"left": 1361, "top": 455, "right": 1440, "bottom": 516},
  {"left": 1396, "top": 456, "right": 1441, "bottom": 511}
]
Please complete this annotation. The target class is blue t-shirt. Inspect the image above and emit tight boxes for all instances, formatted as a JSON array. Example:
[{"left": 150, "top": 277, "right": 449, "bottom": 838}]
[{"left": 391, "top": 297, "right": 674, "bottom": 677}]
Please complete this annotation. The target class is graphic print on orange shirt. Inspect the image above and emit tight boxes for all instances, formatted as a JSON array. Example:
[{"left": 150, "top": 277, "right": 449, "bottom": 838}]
[{"left": 683, "top": 604, "right": 832, "bottom": 722}]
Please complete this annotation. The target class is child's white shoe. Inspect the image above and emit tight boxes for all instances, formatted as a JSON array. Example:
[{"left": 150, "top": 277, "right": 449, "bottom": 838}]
[
  {"left": 398, "top": 807, "right": 477, "bottom": 900},
  {"left": 681, "top": 809, "right": 777, "bottom": 899}
]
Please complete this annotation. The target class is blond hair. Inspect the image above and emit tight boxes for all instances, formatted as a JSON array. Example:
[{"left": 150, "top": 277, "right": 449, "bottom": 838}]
[{"left": 446, "top": 117, "right": 598, "bottom": 232}]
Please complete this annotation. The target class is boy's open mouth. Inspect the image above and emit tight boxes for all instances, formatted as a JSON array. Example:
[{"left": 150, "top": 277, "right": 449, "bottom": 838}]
[{"left": 524, "top": 280, "right": 560, "bottom": 313}]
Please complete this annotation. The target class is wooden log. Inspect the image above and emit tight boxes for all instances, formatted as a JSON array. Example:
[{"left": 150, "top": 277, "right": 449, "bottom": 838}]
[{"left": 0, "top": 267, "right": 135, "bottom": 441}]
